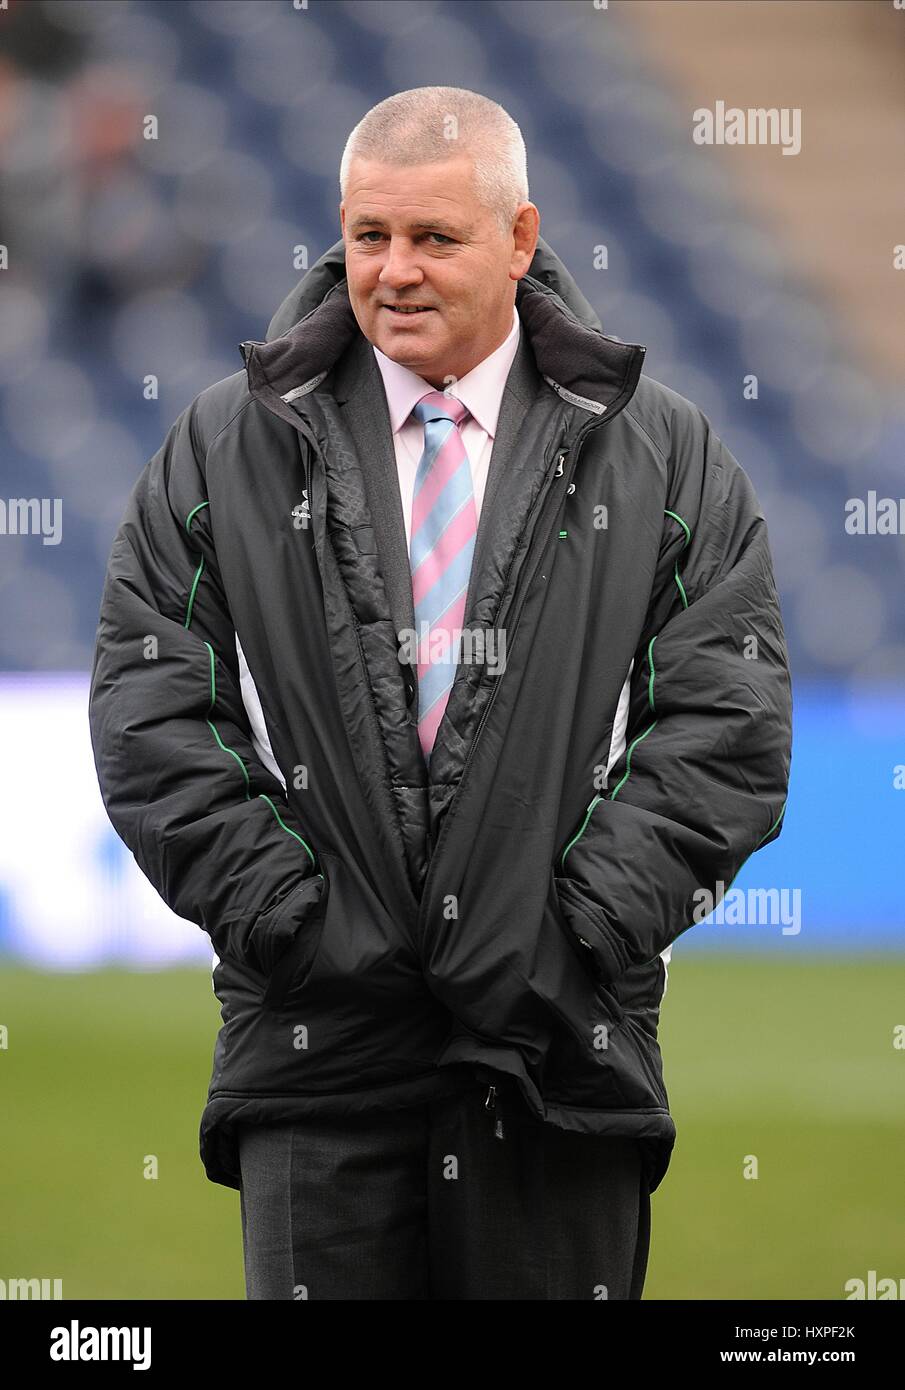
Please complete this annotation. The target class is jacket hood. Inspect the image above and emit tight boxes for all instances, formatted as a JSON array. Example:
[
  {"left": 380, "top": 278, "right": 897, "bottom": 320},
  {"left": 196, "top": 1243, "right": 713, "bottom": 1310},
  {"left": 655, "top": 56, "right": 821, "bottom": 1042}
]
[{"left": 265, "top": 233, "right": 603, "bottom": 341}]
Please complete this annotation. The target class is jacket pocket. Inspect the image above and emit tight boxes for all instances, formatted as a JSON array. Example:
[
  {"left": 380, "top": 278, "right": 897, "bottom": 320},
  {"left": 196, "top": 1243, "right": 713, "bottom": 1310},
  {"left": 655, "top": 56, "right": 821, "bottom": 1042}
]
[
  {"left": 258, "top": 866, "right": 330, "bottom": 1012},
  {"left": 549, "top": 871, "right": 625, "bottom": 1024},
  {"left": 552, "top": 875, "right": 620, "bottom": 994}
]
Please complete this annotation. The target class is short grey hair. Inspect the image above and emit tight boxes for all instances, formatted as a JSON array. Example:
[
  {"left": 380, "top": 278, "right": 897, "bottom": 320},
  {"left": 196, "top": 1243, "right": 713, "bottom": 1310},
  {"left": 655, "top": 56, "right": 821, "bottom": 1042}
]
[{"left": 340, "top": 86, "right": 528, "bottom": 236}]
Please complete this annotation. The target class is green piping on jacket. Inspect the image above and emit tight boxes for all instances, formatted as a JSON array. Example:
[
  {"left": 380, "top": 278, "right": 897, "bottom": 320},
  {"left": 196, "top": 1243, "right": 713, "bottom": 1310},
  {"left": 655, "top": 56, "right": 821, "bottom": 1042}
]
[
  {"left": 182, "top": 502, "right": 318, "bottom": 870},
  {"left": 183, "top": 500, "right": 210, "bottom": 630},
  {"left": 258, "top": 794, "right": 316, "bottom": 871},
  {"left": 184, "top": 557, "right": 205, "bottom": 629},
  {"left": 560, "top": 617, "right": 786, "bottom": 880},
  {"left": 559, "top": 506, "right": 691, "bottom": 871},
  {"left": 663, "top": 508, "right": 691, "bottom": 610},
  {"left": 185, "top": 499, "right": 211, "bottom": 533},
  {"left": 560, "top": 637, "right": 659, "bottom": 870},
  {"left": 756, "top": 799, "right": 787, "bottom": 849},
  {"left": 203, "top": 641, "right": 250, "bottom": 798},
  {"left": 718, "top": 799, "right": 789, "bottom": 899}
]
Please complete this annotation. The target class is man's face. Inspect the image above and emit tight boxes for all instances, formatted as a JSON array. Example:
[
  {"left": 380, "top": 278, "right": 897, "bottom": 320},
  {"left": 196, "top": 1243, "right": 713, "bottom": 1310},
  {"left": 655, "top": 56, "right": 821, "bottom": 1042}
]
[{"left": 340, "top": 155, "right": 539, "bottom": 388}]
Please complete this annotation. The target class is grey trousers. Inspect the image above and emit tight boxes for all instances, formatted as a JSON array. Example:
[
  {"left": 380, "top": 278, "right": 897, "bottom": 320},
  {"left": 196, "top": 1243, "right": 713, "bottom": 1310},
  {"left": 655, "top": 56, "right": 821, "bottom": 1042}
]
[{"left": 237, "top": 1079, "right": 651, "bottom": 1301}]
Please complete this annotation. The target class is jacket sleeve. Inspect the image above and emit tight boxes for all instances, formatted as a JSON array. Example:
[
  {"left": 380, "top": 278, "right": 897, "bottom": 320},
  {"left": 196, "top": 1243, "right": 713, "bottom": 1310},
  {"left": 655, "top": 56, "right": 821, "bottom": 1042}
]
[
  {"left": 555, "top": 414, "right": 793, "bottom": 982},
  {"left": 88, "top": 392, "right": 324, "bottom": 975}
]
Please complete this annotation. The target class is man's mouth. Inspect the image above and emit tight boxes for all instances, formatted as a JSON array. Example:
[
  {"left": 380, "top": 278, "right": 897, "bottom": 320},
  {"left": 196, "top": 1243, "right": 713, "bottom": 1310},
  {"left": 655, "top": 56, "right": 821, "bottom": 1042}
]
[{"left": 383, "top": 304, "right": 434, "bottom": 315}]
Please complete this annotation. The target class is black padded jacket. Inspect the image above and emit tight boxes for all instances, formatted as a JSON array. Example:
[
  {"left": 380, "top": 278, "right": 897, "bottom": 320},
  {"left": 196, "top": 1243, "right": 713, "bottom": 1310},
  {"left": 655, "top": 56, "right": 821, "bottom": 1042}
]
[{"left": 89, "top": 235, "right": 793, "bottom": 1194}]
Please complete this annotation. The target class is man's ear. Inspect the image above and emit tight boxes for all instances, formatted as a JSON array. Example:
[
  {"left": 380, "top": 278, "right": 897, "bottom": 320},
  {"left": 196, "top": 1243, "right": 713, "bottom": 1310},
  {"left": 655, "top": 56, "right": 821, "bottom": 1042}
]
[{"left": 511, "top": 203, "right": 540, "bottom": 281}]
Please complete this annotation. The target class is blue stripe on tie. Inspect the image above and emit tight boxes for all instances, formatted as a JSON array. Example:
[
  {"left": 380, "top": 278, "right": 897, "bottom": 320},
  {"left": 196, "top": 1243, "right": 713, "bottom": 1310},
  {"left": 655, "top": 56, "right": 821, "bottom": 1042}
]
[
  {"left": 413, "top": 542, "right": 475, "bottom": 630},
  {"left": 417, "top": 623, "right": 467, "bottom": 713},
  {"left": 409, "top": 463, "right": 474, "bottom": 572}
]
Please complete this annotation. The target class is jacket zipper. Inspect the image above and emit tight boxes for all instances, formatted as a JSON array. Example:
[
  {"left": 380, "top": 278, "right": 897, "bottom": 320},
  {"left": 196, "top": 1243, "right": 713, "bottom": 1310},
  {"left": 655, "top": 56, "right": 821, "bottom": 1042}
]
[
  {"left": 249, "top": 381, "right": 613, "bottom": 922},
  {"left": 419, "top": 443, "right": 571, "bottom": 863},
  {"left": 484, "top": 1083, "right": 505, "bottom": 1140},
  {"left": 418, "top": 412, "right": 611, "bottom": 903}
]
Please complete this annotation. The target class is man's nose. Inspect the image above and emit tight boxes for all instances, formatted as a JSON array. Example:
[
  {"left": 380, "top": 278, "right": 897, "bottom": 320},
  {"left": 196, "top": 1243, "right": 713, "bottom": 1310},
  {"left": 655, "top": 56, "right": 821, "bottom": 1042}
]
[{"left": 378, "top": 239, "right": 424, "bottom": 287}]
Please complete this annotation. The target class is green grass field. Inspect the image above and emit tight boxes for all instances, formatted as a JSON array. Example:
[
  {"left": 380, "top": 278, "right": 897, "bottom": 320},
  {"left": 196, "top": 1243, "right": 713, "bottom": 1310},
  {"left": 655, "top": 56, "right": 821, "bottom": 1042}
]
[{"left": 2, "top": 957, "right": 903, "bottom": 1299}]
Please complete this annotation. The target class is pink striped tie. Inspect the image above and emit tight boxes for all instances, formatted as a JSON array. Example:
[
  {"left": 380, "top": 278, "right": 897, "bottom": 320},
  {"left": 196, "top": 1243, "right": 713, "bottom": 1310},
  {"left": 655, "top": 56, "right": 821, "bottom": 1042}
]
[{"left": 409, "top": 391, "right": 478, "bottom": 761}]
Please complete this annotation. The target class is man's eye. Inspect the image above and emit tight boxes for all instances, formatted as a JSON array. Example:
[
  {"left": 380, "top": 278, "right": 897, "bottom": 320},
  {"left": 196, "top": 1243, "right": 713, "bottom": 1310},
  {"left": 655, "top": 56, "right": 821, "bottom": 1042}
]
[{"left": 356, "top": 232, "right": 454, "bottom": 245}]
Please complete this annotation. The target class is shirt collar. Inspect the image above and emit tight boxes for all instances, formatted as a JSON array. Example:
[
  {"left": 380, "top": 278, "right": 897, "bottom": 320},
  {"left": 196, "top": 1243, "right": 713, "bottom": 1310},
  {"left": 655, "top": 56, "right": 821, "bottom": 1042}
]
[{"left": 372, "top": 302, "right": 521, "bottom": 437}]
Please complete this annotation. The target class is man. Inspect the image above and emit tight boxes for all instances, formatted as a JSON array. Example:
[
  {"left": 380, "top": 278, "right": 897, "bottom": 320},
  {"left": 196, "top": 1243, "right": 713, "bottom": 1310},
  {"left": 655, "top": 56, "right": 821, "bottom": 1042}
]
[{"left": 89, "top": 87, "right": 792, "bottom": 1300}]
